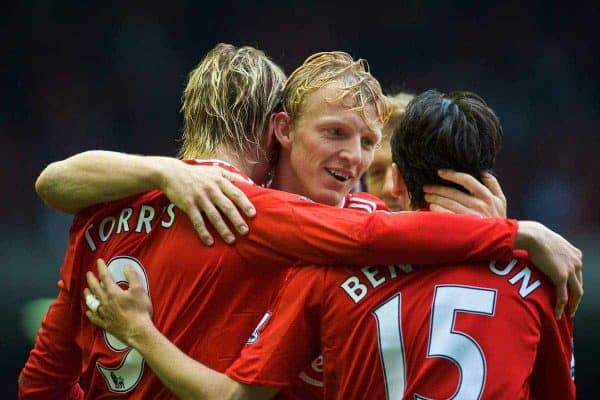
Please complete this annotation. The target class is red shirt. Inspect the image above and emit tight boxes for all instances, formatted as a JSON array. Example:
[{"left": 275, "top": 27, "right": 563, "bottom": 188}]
[
  {"left": 228, "top": 251, "right": 575, "bottom": 399},
  {"left": 19, "top": 160, "right": 519, "bottom": 399}
]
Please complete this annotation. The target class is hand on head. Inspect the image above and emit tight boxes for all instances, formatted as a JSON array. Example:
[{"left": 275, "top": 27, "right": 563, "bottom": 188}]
[{"left": 424, "top": 170, "right": 507, "bottom": 218}]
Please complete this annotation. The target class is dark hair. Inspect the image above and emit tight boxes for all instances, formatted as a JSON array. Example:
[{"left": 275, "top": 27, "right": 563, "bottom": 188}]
[{"left": 390, "top": 90, "right": 502, "bottom": 209}]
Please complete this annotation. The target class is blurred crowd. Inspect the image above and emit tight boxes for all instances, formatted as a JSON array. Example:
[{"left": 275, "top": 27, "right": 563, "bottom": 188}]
[{"left": 2, "top": 2, "right": 598, "bottom": 235}]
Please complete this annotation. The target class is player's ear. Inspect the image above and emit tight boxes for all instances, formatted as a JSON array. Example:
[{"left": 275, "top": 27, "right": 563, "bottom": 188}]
[
  {"left": 272, "top": 111, "right": 293, "bottom": 150},
  {"left": 392, "top": 163, "right": 410, "bottom": 210},
  {"left": 263, "top": 113, "right": 276, "bottom": 150}
]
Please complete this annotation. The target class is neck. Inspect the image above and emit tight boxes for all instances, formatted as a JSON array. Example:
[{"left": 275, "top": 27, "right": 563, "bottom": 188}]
[
  {"left": 208, "top": 148, "right": 267, "bottom": 183},
  {"left": 270, "top": 153, "right": 295, "bottom": 192}
]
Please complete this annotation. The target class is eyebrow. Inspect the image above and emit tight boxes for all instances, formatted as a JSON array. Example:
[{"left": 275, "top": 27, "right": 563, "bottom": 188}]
[{"left": 319, "top": 115, "right": 382, "bottom": 141}]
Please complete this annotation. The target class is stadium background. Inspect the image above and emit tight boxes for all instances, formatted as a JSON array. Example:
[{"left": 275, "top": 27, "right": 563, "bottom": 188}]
[{"left": 2, "top": 1, "right": 598, "bottom": 398}]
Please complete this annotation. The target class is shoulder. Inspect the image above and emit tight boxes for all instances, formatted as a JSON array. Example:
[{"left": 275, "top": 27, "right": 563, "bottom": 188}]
[{"left": 486, "top": 251, "right": 554, "bottom": 311}]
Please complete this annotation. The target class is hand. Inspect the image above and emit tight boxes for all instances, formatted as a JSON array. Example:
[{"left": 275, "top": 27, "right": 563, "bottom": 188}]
[
  {"left": 519, "top": 222, "right": 583, "bottom": 319},
  {"left": 424, "top": 170, "right": 507, "bottom": 218},
  {"left": 158, "top": 162, "right": 256, "bottom": 246},
  {"left": 85, "top": 259, "right": 154, "bottom": 347}
]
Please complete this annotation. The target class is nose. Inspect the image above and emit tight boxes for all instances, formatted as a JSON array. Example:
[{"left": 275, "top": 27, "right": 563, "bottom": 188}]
[
  {"left": 339, "top": 136, "right": 363, "bottom": 166},
  {"left": 381, "top": 167, "right": 395, "bottom": 196}
]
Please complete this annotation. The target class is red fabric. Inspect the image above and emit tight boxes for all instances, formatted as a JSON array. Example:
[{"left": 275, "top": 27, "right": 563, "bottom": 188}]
[
  {"left": 20, "top": 160, "right": 519, "bottom": 399},
  {"left": 228, "top": 253, "right": 575, "bottom": 399},
  {"left": 277, "top": 192, "right": 387, "bottom": 400},
  {"left": 18, "top": 288, "right": 84, "bottom": 400}
]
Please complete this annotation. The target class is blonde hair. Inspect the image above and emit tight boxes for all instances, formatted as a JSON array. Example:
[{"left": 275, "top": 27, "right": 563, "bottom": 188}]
[
  {"left": 282, "top": 52, "right": 390, "bottom": 132},
  {"left": 383, "top": 92, "right": 415, "bottom": 140},
  {"left": 179, "top": 43, "right": 286, "bottom": 159}
]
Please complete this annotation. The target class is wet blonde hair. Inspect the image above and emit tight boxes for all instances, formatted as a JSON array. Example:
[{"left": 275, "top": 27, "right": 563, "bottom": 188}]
[
  {"left": 383, "top": 92, "right": 415, "bottom": 140},
  {"left": 282, "top": 52, "right": 390, "bottom": 133},
  {"left": 179, "top": 43, "right": 286, "bottom": 159}
]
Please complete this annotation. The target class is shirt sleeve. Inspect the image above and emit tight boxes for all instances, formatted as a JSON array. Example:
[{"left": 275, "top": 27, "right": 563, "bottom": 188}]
[
  {"left": 226, "top": 267, "right": 324, "bottom": 387},
  {"left": 18, "top": 287, "right": 84, "bottom": 400},
  {"left": 236, "top": 186, "right": 518, "bottom": 267},
  {"left": 528, "top": 309, "right": 576, "bottom": 399}
]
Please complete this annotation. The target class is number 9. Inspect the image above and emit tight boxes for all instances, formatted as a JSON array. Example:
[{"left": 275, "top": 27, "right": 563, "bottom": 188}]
[{"left": 96, "top": 256, "right": 150, "bottom": 393}]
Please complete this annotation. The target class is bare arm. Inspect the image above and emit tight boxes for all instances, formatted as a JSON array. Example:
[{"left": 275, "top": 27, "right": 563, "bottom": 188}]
[
  {"left": 36, "top": 151, "right": 171, "bottom": 213},
  {"left": 85, "top": 260, "right": 277, "bottom": 400},
  {"left": 35, "top": 150, "right": 255, "bottom": 245}
]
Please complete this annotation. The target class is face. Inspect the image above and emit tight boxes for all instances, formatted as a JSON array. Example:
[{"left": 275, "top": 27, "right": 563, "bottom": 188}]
[
  {"left": 365, "top": 138, "right": 405, "bottom": 211},
  {"left": 280, "top": 83, "right": 382, "bottom": 206}
]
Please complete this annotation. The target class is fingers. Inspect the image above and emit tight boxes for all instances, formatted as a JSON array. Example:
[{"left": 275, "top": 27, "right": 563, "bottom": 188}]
[
  {"left": 210, "top": 188, "right": 250, "bottom": 235},
  {"left": 554, "top": 285, "right": 568, "bottom": 320},
  {"left": 123, "top": 265, "right": 141, "bottom": 289},
  {"left": 221, "top": 170, "right": 250, "bottom": 185},
  {"left": 481, "top": 172, "right": 506, "bottom": 200},
  {"left": 86, "top": 309, "right": 107, "bottom": 329},
  {"left": 163, "top": 164, "right": 256, "bottom": 245},
  {"left": 428, "top": 170, "right": 506, "bottom": 218},
  {"left": 84, "top": 288, "right": 101, "bottom": 313},
  {"left": 576, "top": 267, "right": 583, "bottom": 289},
  {"left": 567, "top": 272, "right": 583, "bottom": 319},
  {"left": 428, "top": 203, "right": 456, "bottom": 214},
  {"left": 189, "top": 183, "right": 254, "bottom": 244},
  {"left": 220, "top": 182, "right": 256, "bottom": 219},
  {"left": 195, "top": 195, "right": 235, "bottom": 244},
  {"left": 424, "top": 185, "right": 474, "bottom": 205},
  {"left": 188, "top": 210, "right": 214, "bottom": 246},
  {"left": 425, "top": 192, "right": 478, "bottom": 216},
  {"left": 438, "top": 170, "right": 491, "bottom": 200},
  {"left": 86, "top": 270, "right": 106, "bottom": 305},
  {"left": 97, "top": 259, "right": 119, "bottom": 292}
]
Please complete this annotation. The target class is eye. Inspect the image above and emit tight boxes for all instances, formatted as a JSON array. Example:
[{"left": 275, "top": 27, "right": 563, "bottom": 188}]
[
  {"left": 328, "top": 128, "right": 345, "bottom": 138},
  {"left": 367, "top": 168, "right": 384, "bottom": 179},
  {"left": 361, "top": 137, "right": 376, "bottom": 150}
]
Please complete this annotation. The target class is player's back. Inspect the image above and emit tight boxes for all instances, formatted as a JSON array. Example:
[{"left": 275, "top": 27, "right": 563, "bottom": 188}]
[
  {"left": 64, "top": 174, "right": 388, "bottom": 399},
  {"left": 66, "top": 188, "right": 290, "bottom": 399},
  {"left": 321, "top": 253, "right": 575, "bottom": 399}
]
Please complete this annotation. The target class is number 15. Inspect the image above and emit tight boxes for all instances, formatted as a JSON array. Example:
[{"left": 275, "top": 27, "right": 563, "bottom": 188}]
[{"left": 372, "top": 285, "right": 497, "bottom": 400}]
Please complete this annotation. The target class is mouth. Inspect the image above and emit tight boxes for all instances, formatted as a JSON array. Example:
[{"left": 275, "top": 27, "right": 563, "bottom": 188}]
[{"left": 325, "top": 168, "right": 353, "bottom": 182}]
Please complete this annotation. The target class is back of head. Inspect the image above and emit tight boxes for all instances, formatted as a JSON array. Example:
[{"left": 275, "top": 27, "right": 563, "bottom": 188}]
[
  {"left": 391, "top": 90, "right": 502, "bottom": 209},
  {"left": 282, "top": 51, "right": 390, "bottom": 130},
  {"left": 179, "top": 43, "right": 286, "bottom": 159}
]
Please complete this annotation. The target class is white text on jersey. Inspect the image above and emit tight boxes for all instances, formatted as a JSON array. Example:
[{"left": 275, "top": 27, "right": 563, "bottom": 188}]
[
  {"left": 340, "top": 259, "right": 542, "bottom": 303},
  {"left": 84, "top": 203, "right": 176, "bottom": 251}
]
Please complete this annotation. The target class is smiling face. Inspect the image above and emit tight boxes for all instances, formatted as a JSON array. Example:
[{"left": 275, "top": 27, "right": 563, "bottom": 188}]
[{"left": 273, "top": 82, "right": 383, "bottom": 206}]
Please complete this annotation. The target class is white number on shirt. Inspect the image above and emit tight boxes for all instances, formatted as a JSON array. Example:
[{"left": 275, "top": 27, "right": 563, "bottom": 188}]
[
  {"left": 373, "top": 285, "right": 496, "bottom": 400},
  {"left": 96, "top": 256, "right": 150, "bottom": 393}
]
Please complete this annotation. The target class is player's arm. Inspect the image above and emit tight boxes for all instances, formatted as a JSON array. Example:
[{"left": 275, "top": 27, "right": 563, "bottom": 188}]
[
  {"left": 417, "top": 169, "right": 582, "bottom": 318},
  {"left": 85, "top": 260, "right": 277, "bottom": 400},
  {"left": 227, "top": 267, "right": 323, "bottom": 388},
  {"left": 35, "top": 150, "right": 255, "bottom": 245},
  {"left": 19, "top": 287, "right": 84, "bottom": 400},
  {"left": 239, "top": 192, "right": 582, "bottom": 318}
]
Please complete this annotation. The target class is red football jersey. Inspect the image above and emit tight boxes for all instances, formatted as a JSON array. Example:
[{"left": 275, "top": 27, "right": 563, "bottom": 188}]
[
  {"left": 19, "top": 160, "right": 519, "bottom": 399},
  {"left": 228, "top": 252, "right": 575, "bottom": 399}
]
